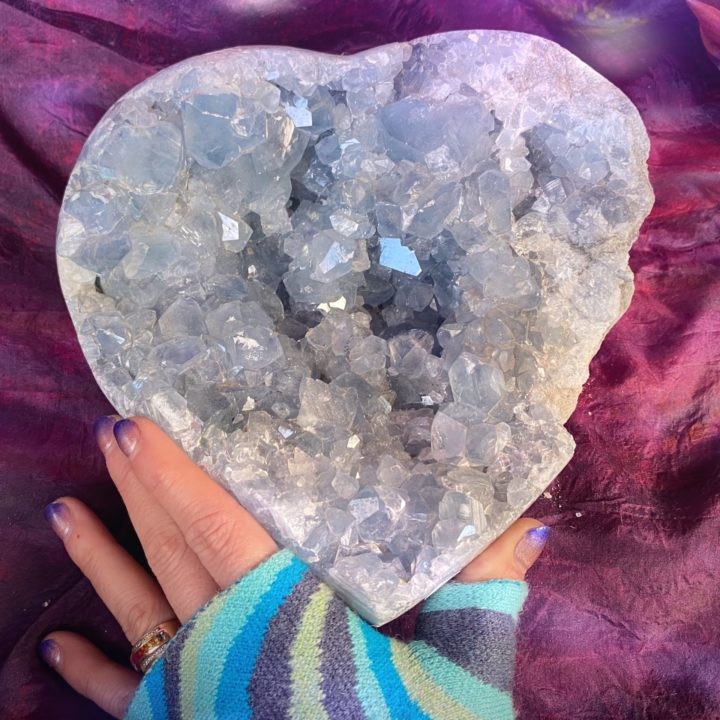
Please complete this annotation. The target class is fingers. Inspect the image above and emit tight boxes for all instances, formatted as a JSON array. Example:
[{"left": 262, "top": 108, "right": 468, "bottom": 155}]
[
  {"left": 39, "top": 631, "right": 139, "bottom": 719},
  {"left": 113, "top": 416, "right": 277, "bottom": 589},
  {"left": 96, "top": 416, "right": 219, "bottom": 622},
  {"left": 455, "top": 518, "right": 549, "bottom": 583},
  {"left": 44, "top": 497, "right": 175, "bottom": 643},
  {"left": 413, "top": 522, "right": 536, "bottom": 702}
]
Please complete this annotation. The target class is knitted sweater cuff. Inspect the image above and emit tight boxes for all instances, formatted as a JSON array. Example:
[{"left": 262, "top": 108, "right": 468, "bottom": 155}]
[
  {"left": 125, "top": 549, "right": 306, "bottom": 719},
  {"left": 420, "top": 578, "right": 528, "bottom": 619},
  {"left": 125, "top": 549, "right": 527, "bottom": 720}
]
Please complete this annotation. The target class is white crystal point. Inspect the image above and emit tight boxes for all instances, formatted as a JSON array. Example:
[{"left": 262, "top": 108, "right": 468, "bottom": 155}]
[{"left": 57, "top": 30, "right": 653, "bottom": 625}]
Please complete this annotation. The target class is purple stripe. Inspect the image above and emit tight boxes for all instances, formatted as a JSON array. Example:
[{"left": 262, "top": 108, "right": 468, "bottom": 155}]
[
  {"left": 161, "top": 618, "right": 197, "bottom": 719},
  {"left": 320, "top": 594, "right": 367, "bottom": 719},
  {"left": 247, "top": 573, "right": 321, "bottom": 719},
  {"left": 414, "top": 608, "right": 516, "bottom": 692}
]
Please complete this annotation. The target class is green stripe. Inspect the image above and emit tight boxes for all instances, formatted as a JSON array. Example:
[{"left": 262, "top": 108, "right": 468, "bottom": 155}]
[
  {"left": 125, "top": 679, "right": 155, "bottom": 719},
  {"left": 345, "top": 608, "right": 392, "bottom": 720},
  {"left": 409, "top": 640, "right": 515, "bottom": 719},
  {"left": 389, "top": 642, "right": 480, "bottom": 720},
  {"left": 420, "top": 580, "right": 527, "bottom": 619},
  {"left": 289, "top": 584, "right": 333, "bottom": 720},
  {"left": 180, "top": 591, "right": 234, "bottom": 717},
  {"left": 192, "top": 551, "right": 296, "bottom": 719}
]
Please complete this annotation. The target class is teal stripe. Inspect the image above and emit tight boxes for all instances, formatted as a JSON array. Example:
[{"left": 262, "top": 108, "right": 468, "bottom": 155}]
[
  {"left": 345, "top": 609, "right": 392, "bottom": 720},
  {"left": 124, "top": 679, "right": 154, "bottom": 720},
  {"left": 410, "top": 640, "right": 515, "bottom": 719},
  {"left": 421, "top": 580, "right": 527, "bottom": 619},
  {"left": 359, "top": 618, "right": 430, "bottom": 720},
  {"left": 145, "top": 659, "right": 170, "bottom": 720},
  {"left": 192, "top": 550, "right": 296, "bottom": 719},
  {"left": 215, "top": 557, "right": 308, "bottom": 718}
]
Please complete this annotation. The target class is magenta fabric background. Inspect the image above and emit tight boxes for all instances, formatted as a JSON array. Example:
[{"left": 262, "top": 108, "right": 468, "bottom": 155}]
[{"left": 1, "top": 1, "right": 719, "bottom": 718}]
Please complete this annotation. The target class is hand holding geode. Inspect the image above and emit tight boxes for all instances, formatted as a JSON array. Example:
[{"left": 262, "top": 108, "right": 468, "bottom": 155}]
[{"left": 57, "top": 30, "right": 653, "bottom": 624}]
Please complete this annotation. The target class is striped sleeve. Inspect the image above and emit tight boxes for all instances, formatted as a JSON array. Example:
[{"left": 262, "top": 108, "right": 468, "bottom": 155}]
[
  {"left": 407, "top": 580, "right": 528, "bottom": 720},
  {"left": 124, "top": 551, "right": 526, "bottom": 720}
]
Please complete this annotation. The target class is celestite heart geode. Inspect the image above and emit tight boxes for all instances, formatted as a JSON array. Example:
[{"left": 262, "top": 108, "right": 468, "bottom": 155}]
[{"left": 56, "top": 30, "right": 653, "bottom": 624}]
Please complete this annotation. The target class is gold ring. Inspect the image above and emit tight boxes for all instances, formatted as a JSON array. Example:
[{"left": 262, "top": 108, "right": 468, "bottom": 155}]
[{"left": 130, "top": 619, "right": 181, "bottom": 674}]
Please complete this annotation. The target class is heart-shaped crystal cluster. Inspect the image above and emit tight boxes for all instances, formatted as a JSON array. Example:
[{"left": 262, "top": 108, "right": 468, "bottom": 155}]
[{"left": 57, "top": 31, "right": 652, "bottom": 624}]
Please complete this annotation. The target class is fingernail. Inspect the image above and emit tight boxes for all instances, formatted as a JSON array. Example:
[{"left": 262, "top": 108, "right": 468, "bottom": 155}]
[
  {"left": 43, "top": 501, "right": 71, "bottom": 539},
  {"left": 515, "top": 525, "right": 550, "bottom": 571},
  {"left": 38, "top": 638, "right": 61, "bottom": 668},
  {"left": 93, "top": 415, "right": 118, "bottom": 453},
  {"left": 113, "top": 418, "right": 139, "bottom": 457}
]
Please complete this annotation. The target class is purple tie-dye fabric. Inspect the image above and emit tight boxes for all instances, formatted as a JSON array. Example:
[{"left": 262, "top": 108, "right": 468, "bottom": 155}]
[{"left": 1, "top": 1, "right": 719, "bottom": 718}]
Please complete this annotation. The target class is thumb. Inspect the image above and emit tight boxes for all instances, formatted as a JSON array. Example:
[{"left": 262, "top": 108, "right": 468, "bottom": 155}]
[{"left": 454, "top": 518, "right": 550, "bottom": 583}]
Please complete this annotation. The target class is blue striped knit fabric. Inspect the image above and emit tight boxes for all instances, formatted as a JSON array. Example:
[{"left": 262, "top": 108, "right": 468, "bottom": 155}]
[{"left": 125, "top": 550, "right": 527, "bottom": 719}]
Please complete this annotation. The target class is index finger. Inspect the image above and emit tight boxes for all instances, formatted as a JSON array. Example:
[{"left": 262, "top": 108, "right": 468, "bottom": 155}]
[{"left": 113, "top": 417, "right": 277, "bottom": 589}]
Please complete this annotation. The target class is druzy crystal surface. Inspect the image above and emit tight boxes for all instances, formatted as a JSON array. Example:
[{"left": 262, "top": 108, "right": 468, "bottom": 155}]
[{"left": 56, "top": 31, "right": 653, "bottom": 624}]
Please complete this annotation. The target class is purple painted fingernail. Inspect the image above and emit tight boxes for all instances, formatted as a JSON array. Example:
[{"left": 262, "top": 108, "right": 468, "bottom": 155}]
[
  {"left": 43, "top": 501, "right": 71, "bottom": 539},
  {"left": 113, "top": 418, "right": 140, "bottom": 457},
  {"left": 93, "top": 415, "right": 117, "bottom": 453},
  {"left": 515, "top": 525, "right": 550, "bottom": 570},
  {"left": 38, "top": 638, "right": 61, "bottom": 668}
]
